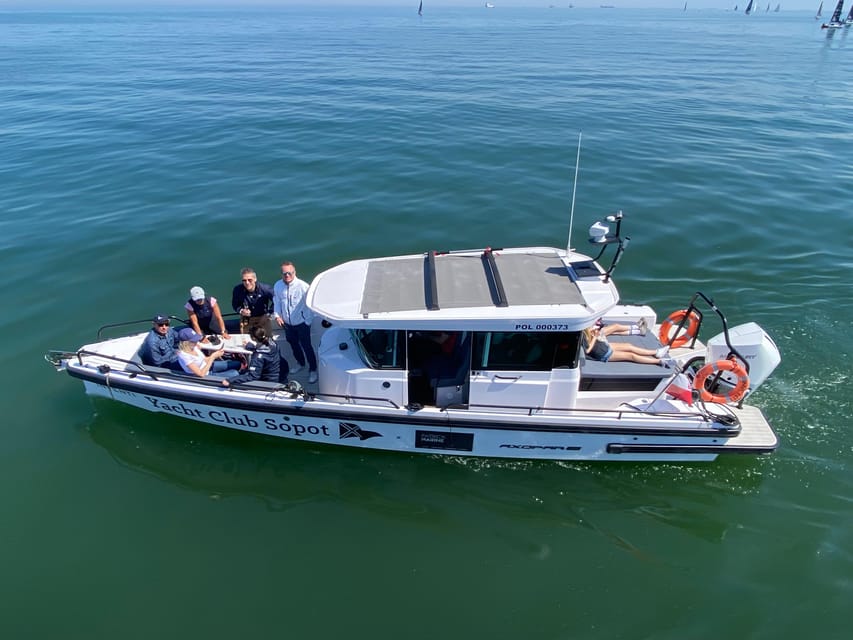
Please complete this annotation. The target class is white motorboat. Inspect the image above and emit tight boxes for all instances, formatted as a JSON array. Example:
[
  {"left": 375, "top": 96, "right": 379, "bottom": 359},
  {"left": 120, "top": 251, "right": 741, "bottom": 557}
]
[{"left": 47, "top": 212, "right": 781, "bottom": 462}]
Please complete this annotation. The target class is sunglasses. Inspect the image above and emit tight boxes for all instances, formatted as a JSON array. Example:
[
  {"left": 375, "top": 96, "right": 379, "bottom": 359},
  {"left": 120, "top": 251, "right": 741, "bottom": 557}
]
[
  {"left": 156, "top": 322, "right": 170, "bottom": 327},
  {"left": 242, "top": 278, "right": 255, "bottom": 282},
  {"left": 282, "top": 271, "right": 294, "bottom": 276}
]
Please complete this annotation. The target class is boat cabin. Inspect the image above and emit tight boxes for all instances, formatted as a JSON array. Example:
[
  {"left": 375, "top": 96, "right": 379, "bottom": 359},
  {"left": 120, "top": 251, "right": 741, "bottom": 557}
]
[{"left": 308, "top": 246, "right": 666, "bottom": 411}]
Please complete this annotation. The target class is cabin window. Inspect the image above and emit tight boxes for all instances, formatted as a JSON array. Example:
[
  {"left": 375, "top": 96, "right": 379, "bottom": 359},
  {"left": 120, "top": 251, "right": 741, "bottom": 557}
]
[
  {"left": 472, "top": 332, "right": 580, "bottom": 371},
  {"left": 352, "top": 329, "right": 406, "bottom": 369}
]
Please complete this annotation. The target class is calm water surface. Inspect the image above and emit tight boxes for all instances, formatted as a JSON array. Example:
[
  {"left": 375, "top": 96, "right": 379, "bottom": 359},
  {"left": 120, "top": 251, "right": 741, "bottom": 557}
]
[{"left": 1, "top": 7, "right": 851, "bottom": 639}]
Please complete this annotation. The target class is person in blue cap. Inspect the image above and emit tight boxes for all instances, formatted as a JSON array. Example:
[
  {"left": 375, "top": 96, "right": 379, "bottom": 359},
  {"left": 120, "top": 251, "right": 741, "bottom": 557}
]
[
  {"left": 138, "top": 314, "right": 182, "bottom": 370},
  {"left": 175, "top": 328, "right": 241, "bottom": 378}
]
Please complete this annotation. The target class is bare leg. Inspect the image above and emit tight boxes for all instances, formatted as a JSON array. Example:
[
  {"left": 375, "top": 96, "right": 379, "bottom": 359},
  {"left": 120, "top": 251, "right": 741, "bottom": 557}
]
[
  {"left": 600, "top": 323, "right": 632, "bottom": 337},
  {"left": 608, "top": 350, "right": 660, "bottom": 365},
  {"left": 612, "top": 343, "right": 658, "bottom": 357}
]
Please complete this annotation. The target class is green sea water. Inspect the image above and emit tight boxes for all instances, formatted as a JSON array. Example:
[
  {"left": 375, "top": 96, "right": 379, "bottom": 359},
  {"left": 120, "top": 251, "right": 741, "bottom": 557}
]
[{"left": 1, "top": 7, "right": 851, "bottom": 638}]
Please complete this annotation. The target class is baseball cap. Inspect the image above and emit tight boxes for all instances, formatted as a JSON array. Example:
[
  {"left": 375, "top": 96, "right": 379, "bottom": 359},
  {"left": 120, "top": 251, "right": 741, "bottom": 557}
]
[
  {"left": 189, "top": 286, "right": 205, "bottom": 301},
  {"left": 178, "top": 328, "right": 203, "bottom": 342},
  {"left": 153, "top": 314, "right": 170, "bottom": 324}
]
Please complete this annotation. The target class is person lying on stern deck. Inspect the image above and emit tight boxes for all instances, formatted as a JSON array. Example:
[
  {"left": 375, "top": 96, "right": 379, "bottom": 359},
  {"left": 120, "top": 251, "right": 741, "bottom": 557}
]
[{"left": 583, "top": 326, "right": 675, "bottom": 368}]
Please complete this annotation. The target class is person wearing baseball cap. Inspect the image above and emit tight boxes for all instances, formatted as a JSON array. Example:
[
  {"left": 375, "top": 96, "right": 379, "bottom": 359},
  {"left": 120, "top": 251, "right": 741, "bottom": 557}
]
[
  {"left": 138, "top": 314, "right": 182, "bottom": 371},
  {"left": 175, "top": 327, "right": 240, "bottom": 378},
  {"left": 185, "top": 285, "right": 230, "bottom": 339}
]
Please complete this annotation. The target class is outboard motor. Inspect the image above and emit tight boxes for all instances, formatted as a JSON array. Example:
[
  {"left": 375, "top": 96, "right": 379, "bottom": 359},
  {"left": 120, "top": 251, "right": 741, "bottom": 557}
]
[{"left": 706, "top": 322, "right": 781, "bottom": 392}]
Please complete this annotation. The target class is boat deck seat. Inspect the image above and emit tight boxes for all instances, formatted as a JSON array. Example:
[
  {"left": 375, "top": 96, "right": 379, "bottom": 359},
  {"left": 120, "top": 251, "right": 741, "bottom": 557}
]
[
  {"left": 580, "top": 333, "right": 671, "bottom": 391},
  {"left": 124, "top": 358, "right": 288, "bottom": 391}
]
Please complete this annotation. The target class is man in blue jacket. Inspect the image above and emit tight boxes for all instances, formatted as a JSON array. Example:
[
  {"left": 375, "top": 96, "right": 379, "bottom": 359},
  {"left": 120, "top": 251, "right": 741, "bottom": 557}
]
[{"left": 138, "top": 314, "right": 181, "bottom": 370}]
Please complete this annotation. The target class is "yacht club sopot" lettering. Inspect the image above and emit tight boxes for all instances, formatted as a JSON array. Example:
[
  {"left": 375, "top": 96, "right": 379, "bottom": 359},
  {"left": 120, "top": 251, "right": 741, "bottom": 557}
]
[{"left": 143, "top": 396, "right": 330, "bottom": 437}]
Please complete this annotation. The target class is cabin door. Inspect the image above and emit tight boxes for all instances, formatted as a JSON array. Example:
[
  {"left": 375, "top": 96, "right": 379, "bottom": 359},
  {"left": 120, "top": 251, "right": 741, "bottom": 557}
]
[{"left": 406, "top": 331, "right": 471, "bottom": 408}]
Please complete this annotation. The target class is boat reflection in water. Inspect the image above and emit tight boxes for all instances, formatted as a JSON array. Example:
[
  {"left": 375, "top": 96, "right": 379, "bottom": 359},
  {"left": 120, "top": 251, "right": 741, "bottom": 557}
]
[{"left": 85, "top": 400, "right": 763, "bottom": 544}]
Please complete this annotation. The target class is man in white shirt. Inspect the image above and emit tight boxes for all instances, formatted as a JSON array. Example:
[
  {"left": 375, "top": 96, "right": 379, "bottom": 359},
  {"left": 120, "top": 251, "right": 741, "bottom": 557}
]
[{"left": 273, "top": 261, "right": 318, "bottom": 383}]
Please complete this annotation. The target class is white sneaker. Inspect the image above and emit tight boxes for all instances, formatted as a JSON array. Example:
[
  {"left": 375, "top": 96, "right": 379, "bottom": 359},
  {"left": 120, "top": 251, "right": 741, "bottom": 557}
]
[
  {"left": 660, "top": 357, "right": 677, "bottom": 369},
  {"left": 655, "top": 346, "right": 669, "bottom": 359},
  {"left": 290, "top": 364, "right": 303, "bottom": 374},
  {"left": 636, "top": 317, "right": 648, "bottom": 336},
  {"left": 308, "top": 371, "right": 318, "bottom": 384}
]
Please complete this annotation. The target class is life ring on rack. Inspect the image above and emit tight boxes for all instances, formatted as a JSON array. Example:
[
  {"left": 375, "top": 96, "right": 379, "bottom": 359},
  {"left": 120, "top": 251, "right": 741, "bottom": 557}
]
[
  {"left": 693, "top": 359, "right": 750, "bottom": 404},
  {"left": 658, "top": 309, "right": 701, "bottom": 348}
]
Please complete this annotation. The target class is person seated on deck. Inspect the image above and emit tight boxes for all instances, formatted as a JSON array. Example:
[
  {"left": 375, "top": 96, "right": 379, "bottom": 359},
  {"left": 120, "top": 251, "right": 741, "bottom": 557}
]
[
  {"left": 583, "top": 327, "right": 675, "bottom": 368},
  {"left": 221, "top": 325, "right": 286, "bottom": 388},
  {"left": 176, "top": 328, "right": 241, "bottom": 378},
  {"left": 185, "top": 285, "right": 230, "bottom": 339},
  {"left": 138, "top": 314, "right": 182, "bottom": 371}
]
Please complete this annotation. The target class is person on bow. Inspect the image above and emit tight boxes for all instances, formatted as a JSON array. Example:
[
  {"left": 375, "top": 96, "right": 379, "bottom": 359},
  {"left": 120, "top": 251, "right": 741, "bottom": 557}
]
[
  {"left": 273, "top": 261, "right": 318, "bottom": 384},
  {"left": 231, "top": 267, "right": 275, "bottom": 335},
  {"left": 185, "top": 285, "right": 230, "bottom": 338},
  {"left": 138, "top": 314, "right": 182, "bottom": 371}
]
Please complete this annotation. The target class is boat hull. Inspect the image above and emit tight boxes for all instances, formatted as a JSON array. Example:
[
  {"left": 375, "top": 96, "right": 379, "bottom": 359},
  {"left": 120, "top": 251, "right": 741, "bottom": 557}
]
[{"left": 71, "top": 365, "right": 777, "bottom": 463}]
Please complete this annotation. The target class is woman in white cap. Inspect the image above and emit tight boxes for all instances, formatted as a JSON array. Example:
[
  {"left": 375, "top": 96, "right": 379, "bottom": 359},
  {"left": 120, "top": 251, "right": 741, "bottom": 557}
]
[{"left": 185, "top": 285, "right": 230, "bottom": 338}]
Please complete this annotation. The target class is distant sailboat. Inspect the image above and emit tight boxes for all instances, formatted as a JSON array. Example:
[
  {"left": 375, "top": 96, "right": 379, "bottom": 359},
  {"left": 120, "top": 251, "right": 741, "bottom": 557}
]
[
  {"left": 815, "top": 1, "right": 823, "bottom": 18},
  {"left": 774, "top": 4, "right": 780, "bottom": 11},
  {"left": 821, "top": 0, "right": 844, "bottom": 27},
  {"left": 845, "top": 3, "right": 853, "bottom": 22},
  {"left": 418, "top": 0, "right": 423, "bottom": 16},
  {"left": 745, "top": 0, "right": 754, "bottom": 14},
  {"left": 684, "top": 2, "right": 688, "bottom": 10}
]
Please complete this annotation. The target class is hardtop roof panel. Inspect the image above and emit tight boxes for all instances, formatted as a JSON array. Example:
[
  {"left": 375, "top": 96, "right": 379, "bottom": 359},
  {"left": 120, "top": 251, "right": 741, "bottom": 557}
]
[
  {"left": 498, "top": 252, "right": 583, "bottom": 306},
  {"left": 359, "top": 250, "right": 584, "bottom": 315}
]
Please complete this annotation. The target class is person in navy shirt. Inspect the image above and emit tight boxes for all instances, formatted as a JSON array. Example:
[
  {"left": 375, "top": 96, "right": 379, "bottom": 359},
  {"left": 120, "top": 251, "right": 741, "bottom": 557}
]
[
  {"left": 185, "top": 285, "right": 230, "bottom": 338},
  {"left": 231, "top": 267, "right": 274, "bottom": 335},
  {"left": 221, "top": 325, "right": 285, "bottom": 387}
]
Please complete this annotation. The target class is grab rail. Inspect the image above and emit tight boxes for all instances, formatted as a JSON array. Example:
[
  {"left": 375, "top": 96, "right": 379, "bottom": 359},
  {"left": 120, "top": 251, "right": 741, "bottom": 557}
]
[
  {"left": 95, "top": 312, "right": 241, "bottom": 340},
  {"left": 674, "top": 292, "right": 750, "bottom": 374},
  {"left": 96, "top": 315, "right": 188, "bottom": 340}
]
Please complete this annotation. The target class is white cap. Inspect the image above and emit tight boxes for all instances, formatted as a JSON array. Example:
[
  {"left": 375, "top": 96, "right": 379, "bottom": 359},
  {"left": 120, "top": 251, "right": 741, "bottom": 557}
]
[{"left": 190, "top": 286, "right": 205, "bottom": 301}]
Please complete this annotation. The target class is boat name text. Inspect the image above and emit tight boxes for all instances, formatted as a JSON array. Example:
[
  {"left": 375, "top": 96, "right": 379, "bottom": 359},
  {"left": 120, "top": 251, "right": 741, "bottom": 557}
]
[{"left": 142, "top": 397, "right": 330, "bottom": 437}]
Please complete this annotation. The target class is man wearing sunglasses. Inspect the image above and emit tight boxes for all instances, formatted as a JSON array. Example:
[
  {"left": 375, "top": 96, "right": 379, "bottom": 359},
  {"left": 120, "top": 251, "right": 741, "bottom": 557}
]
[
  {"left": 231, "top": 267, "right": 275, "bottom": 335},
  {"left": 273, "top": 261, "right": 318, "bottom": 384},
  {"left": 138, "top": 314, "right": 182, "bottom": 370}
]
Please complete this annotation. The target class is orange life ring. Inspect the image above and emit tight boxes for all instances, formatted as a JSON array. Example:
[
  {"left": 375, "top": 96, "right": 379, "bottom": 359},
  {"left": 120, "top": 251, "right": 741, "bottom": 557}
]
[
  {"left": 693, "top": 359, "right": 750, "bottom": 404},
  {"left": 658, "top": 309, "right": 701, "bottom": 348}
]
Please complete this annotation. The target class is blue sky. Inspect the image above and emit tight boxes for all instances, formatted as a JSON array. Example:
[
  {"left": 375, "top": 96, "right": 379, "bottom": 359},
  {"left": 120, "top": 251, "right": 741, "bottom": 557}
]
[{"left": 0, "top": 1, "right": 825, "bottom": 10}]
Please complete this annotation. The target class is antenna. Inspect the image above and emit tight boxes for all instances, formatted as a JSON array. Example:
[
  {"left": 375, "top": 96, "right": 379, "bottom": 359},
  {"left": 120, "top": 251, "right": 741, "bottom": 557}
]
[{"left": 566, "top": 132, "right": 582, "bottom": 255}]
